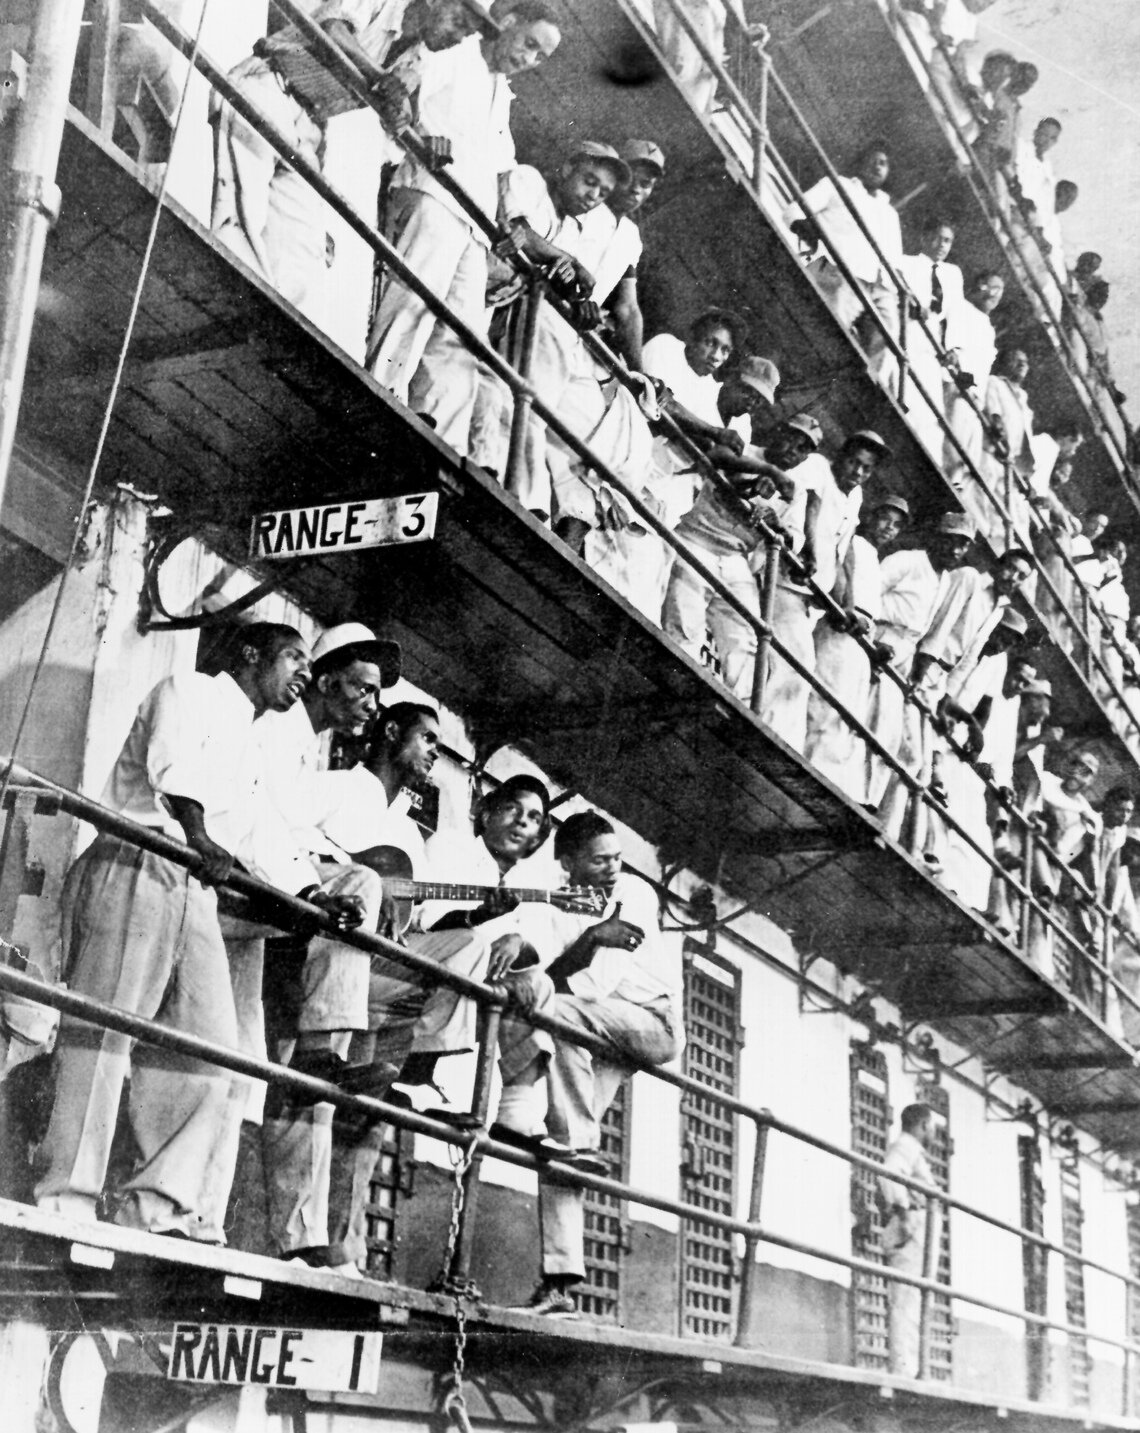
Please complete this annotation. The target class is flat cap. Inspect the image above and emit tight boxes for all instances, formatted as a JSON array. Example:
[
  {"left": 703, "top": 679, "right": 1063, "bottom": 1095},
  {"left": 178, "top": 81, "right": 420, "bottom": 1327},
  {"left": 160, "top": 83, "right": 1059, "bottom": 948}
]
[
  {"left": 937, "top": 512, "right": 976, "bottom": 538},
  {"left": 619, "top": 139, "right": 666, "bottom": 173},
  {"left": 737, "top": 355, "right": 780, "bottom": 404},
  {"left": 571, "top": 140, "right": 631, "bottom": 186},
  {"left": 785, "top": 413, "right": 823, "bottom": 449}
]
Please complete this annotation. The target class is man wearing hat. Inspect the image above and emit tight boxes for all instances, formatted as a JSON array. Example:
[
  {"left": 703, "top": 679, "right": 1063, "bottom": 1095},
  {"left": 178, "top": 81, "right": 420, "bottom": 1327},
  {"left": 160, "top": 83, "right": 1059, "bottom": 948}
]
[
  {"left": 806, "top": 492, "right": 908, "bottom": 794},
  {"left": 257, "top": 622, "right": 403, "bottom": 1079},
  {"left": 211, "top": 0, "right": 486, "bottom": 327},
  {"left": 662, "top": 390, "right": 816, "bottom": 697},
  {"left": 368, "top": 0, "right": 563, "bottom": 450},
  {"left": 761, "top": 428, "right": 889, "bottom": 752},
  {"left": 870, "top": 511, "right": 975, "bottom": 824},
  {"left": 470, "top": 138, "right": 636, "bottom": 515},
  {"left": 594, "top": 139, "right": 666, "bottom": 368}
]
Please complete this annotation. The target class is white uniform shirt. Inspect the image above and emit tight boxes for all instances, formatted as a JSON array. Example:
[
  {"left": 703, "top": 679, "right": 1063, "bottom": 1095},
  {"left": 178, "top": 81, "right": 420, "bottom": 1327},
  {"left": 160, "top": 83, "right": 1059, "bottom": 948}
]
[
  {"left": 580, "top": 205, "right": 644, "bottom": 307},
  {"left": 945, "top": 298, "right": 996, "bottom": 394},
  {"left": 416, "top": 831, "right": 561, "bottom": 936},
  {"left": 835, "top": 533, "right": 882, "bottom": 622},
  {"left": 898, "top": 252, "right": 964, "bottom": 345},
  {"left": 986, "top": 374, "right": 1035, "bottom": 477},
  {"left": 878, "top": 1130, "right": 934, "bottom": 1210},
  {"left": 1039, "top": 771, "right": 1100, "bottom": 865},
  {"left": 393, "top": 33, "right": 515, "bottom": 240},
  {"left": 256, "top": 701, "right": 344, "bottom": 861},
  {"left": 675, "top": 445, "right": 807, "bottom": 557},
  {"left": 918, "top": 567, "right": 1006, "bottom": 697},
  {"left": 874, "top": 548, "right": 943, "bottom": 670},
  {"left": 103, "top": 671, "right": 319, "bottom": 894},
  {"left": 642, "top": 332, "right": 722, "bottom": 426},
  {"left": 790, "top": 175, "right": 903, "bottom": 286},
  {"left": 261, "top": 0, "right": 419, "bottom": 121},
  {"left": 782, "top": 456, "right": 862, "bottom": 598},
  {"left": 518, "top": 873, "right": 684, "bottom": 1038},
  {"left": 318, "top": 767, "right": 427, "bottom": 877}
]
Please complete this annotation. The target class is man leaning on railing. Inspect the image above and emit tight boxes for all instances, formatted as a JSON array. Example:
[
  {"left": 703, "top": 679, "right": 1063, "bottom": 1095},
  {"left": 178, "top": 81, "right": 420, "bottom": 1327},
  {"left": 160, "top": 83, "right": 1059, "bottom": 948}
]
[
  {"left": 33, "top": 624, "right": 364, "bottom": 1243},
  {"left": 878, "top": 1101, "right": 937, "bottom": 1379}
]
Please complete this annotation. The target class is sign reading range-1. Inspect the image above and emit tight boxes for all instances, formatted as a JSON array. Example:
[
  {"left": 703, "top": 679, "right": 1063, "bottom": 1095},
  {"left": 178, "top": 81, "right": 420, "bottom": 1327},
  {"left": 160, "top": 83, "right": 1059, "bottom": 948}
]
[{"left": 250, "top": 493, "right": 438, "bottom": 559}]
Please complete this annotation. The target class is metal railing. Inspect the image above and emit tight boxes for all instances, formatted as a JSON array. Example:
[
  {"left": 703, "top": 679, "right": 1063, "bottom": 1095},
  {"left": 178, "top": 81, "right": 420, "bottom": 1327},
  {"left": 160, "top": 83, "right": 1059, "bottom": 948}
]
[
  {"left": 58, "top": 0, "right": 1140, "bottom": 1048},
  {"left": 624, "top": 0, "right": 1140, "bottom": 760},
  {"left": 3, "top": 759, "right": 1140, "bottom": 1410}
]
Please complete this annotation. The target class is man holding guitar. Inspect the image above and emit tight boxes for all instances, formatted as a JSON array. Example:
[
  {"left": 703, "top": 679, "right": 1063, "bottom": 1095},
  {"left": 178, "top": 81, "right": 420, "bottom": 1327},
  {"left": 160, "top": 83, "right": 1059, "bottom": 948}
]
[{"left": 496, "top": 810, "right": 685, "bottom": 1318}]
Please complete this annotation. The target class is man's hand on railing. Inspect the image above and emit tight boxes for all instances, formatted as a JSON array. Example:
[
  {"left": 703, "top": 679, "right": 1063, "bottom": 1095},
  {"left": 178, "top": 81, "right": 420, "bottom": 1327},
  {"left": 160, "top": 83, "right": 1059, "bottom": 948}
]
[
  {"left": 308, "top": 889, "right": 368, "bottom": 931},
  {"left": 418, "top": 134, "right": 454, "bottom": 173},
  {"left": 492, "top": 226, "right": 526, "bottom": 262},
  {"left": 714, "top": 426, "right": 746, "bottom": 457},
  {"left": 187, "top": 831, "right": 235, "bottom": 887},
  {"left": 568, "top": 298, "right": 603, "bottom": 333},
  {"left": 789, "top": 215, "right": 822, "bottom": 257},
  {"left": 368, "top": 72, "right": 414, "bottom": 131}
]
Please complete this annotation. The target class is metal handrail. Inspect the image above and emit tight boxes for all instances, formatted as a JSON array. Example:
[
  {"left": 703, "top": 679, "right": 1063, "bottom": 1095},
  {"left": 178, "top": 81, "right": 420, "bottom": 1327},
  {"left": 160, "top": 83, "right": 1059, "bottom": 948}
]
[
  {"left": 102, "top": 3, "right": 1140, "bottom": 1031},
  {"left": 622, "top": 0, "right": 1140, "bottom": 762},
  {"left": 6, "top": 765, "right": 1140, "bottom": 1352}
]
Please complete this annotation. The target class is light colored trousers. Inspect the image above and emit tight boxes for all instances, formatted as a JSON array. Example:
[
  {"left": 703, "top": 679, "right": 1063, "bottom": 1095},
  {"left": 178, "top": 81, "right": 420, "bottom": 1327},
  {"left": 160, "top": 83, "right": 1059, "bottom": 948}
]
[
  {"left": 294, "top": 860, "right": 385, "bottom": 1038},
  {"left": 36, "top": 837, "right": 242, "bottom": 1241},
  {"left": 265, "top": 924, "right": 491, "bottom": 1262},
  {"left": 663, "top": 544, "right": 759, "bottom": 700},
  {"left": 498, "top": 981, "right": 681, "bottom": 1278},
  {"left": 883, "top": 1207, "right": 927, "bottom": 1378},
  {"left": 210, "top": 57, "right": 327, "bottom": 326},
  {"left": 760, "top": 587, "right": 816, "bottom": 752},
  {"left": 806, "top": 624, "right": 872, "bottom": 797},
  {"left": 807, "top": 256, "right": 900, "bottom": 388},
  {"left": 367, "top": 188, "right": 489, "bottom": 454}
]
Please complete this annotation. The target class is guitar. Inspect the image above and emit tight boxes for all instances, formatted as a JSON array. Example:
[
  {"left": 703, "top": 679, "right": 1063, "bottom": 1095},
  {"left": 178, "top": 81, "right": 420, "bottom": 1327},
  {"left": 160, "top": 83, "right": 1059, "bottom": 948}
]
[{"left": 353, "top": 844, "right": 607, "bottom": 934}]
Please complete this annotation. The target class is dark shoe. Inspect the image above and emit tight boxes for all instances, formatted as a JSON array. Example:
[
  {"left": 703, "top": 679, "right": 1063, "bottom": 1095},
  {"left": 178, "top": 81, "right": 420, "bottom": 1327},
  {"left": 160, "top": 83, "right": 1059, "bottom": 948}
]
[
  {"left": 488, "top": 1123, "right": 574, "bottom": 1160},
  {"left": 512, "top": 1280, "right": 580, "bottom": 1319}
]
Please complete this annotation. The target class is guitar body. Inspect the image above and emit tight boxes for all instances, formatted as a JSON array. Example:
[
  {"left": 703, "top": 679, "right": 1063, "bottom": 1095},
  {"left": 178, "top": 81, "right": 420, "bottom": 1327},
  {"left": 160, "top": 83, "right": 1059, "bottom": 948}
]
[{"left": 348, "top": 844, "right": 607, "bottom": 936}]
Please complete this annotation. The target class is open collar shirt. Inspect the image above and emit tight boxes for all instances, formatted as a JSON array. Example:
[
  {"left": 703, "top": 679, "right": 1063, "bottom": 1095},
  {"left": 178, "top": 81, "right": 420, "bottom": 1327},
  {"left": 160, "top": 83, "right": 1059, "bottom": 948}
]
[{"left": 792, "top": 174, "right": 903, "bottom": 287}]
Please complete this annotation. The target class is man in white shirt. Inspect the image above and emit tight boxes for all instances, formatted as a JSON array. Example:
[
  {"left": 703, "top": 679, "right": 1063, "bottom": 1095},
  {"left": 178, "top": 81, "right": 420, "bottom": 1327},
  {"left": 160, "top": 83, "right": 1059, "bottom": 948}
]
[
  {"left": 1015, "top": 117, "right": 1062, "bottom": 235},
  {"left": 878, "top": 1103, "right": 938, "bottom": 1378},
  {"left": 761, "top": 428, "right": 888, "bottom": 752},
  {"left": 367, "top": 0, "right": 562, "bottom": 452},
  {"left": 495, "top": 811, "right": 684, "bottom": 1318},
  {"left": 211, "top": 0, "right": 482, "bottom": 326},
  {"left": 898, "top": 216, "right": 964, "bottom": 459},
  {"left": 1032, "top": 749, "right": 1102, "bottom": 990},
  {"left": 943, "top": 269, "right": 1004, "bottom": 491},
  {"left": 806, "top": 494, "right": 908, "bottom": 797},
  {"left": 868, "top": 512, "right": 973, "bottom": 818},
  {"left": 787, "top": 140, "right": 903, "bottom": 387},
  {"left": 35, "top": 625, "right": 361, "bottom": 1240},
  {"left": 664, "top": 390, "right": 816, "bottom": 702},
  {"left": 257, "top": 622, "right": 401, "bottom": 1081}
]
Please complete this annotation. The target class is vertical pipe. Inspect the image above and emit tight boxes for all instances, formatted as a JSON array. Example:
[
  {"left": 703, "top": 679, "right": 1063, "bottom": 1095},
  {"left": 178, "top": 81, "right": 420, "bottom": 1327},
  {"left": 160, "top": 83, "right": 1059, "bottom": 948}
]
[
  {"left": 0, "top": 0, "right": 86, "bottom": 514},
  {"left": 504, "top": 275, "right": 542, "bottom": 501},
  {"left": 752, "top": 48, "right": 769, "bottom": 197},
  {"left": 84, "top": 0, "right": 121, "bottom": 134},
  {"left": 751, "top": 538, "right": 780, "bottom": 712},
  {"left": 1019, "top": 816, "right": 1035, "bottom": 957},
  {"left": 897, "top": 289, "right": 908, "bottom": 411},
  {"left": 917, "top": 1192, "right": 939, "bottom": 1380},
  {"left": 447, "top": 1003, "right": 502, "bottom": 1287},
  {"left": 734, "top": 1113, "right": 770, "bottom": 1346}
]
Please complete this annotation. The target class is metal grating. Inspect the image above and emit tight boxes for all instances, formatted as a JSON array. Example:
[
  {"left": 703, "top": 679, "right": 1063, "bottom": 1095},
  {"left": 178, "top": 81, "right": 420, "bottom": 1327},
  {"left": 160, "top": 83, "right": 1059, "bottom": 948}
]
[
  {"left": 1126, "top": 1201, "right": 1140, "bottom": 1417},
  {"left": 1060, "top": 1145, "right": 1092, "bottom": 1407},
  {"left": 850, "top": 1041, "right": 891, "bottom": 1370},
  {"left": 916, "top": 1077, "right": 953, "bottom": 1382},
  {"left": 579, "top": 1083, "right": 631, "bottom": 1319},
  {"left": 1019, "top": 1133, "right": 1050, "bottom": 1402},
  {"left": 679, "top": 947, "right": 741, "bottom": 1341},
  {"left": 363, "top": 1124, "right": 410, "bottom": 1280}
]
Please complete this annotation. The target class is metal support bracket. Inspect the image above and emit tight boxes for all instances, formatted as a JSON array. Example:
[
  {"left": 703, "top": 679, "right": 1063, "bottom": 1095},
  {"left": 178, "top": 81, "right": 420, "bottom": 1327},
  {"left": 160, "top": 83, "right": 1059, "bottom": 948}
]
[
  {"left": 2, "top": 169, "right": 62, "bottom": 226},
  {"left": 0, "top": 50, "right": 27, "bottom": 123}
]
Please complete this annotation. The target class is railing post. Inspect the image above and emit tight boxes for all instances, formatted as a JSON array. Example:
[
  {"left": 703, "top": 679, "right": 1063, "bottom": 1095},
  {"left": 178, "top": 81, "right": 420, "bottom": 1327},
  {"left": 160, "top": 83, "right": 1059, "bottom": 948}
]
[
  {"left": 734, "top": 1111, "right": 770, "bottom": 1346},
  {"left": 917, "top": 1192, "right": 939, "bottom": 1380},
  {"left": 444, "top": 1002, "right": 502, "bottom": 1289},
  {"left": 84, "top": 0, "right": 122, "bottom": 135},
  {"left": 504, "top": 276, "right": 543, "bottom": 502},
  {"left": 1019, "top": 814, "right": 1036, "bottom": 957},
  {"left": 751, "top": 537, "right": 781, "bottom": 713},
  {"left": 897, "top": 289, "right": 909, "bottom": 410},
  {"left": 751, "top": 41, "right": 770, "bottom": 196}
]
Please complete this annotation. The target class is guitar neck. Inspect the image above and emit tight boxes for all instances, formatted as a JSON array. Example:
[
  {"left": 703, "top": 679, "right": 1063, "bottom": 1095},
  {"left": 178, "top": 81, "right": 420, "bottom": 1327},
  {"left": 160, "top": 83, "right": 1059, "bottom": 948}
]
[{"left": 385, "top": 882, "right": 580, "bottom": 905}]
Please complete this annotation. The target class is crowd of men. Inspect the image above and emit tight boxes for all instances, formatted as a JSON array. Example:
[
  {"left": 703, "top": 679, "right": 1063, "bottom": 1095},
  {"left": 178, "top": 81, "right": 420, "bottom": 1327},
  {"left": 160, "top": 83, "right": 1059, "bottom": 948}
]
[{"left": 32, "top": 619, "right": 683, "bottom": 1316}]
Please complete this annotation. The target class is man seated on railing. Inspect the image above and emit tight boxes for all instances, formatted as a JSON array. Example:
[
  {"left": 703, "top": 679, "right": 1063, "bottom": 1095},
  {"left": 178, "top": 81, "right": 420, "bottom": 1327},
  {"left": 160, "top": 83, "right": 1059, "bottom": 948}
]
[
  {"left": 942, "top": 269, "right": 1003, "bottom": 499},
  {"left": 878, "top": 1102, "right": 937, "bottom": 1379},
  {"left": 784, "top": 139, "right": 903, "bottom": 392},
  {"left": 210, "top": 0, "right": 487, "bottom": 329},
  {"left": 34, "top": 624, "right": 364, "bottom": 1242},
  {"left": 262, "top": 712, "right": 549, "bottom": 1276},
  {"left": 367, "top": 0, "right": 563, "bottom": 453},
  {"left": 806, "top": 494, "right": 908, "bottom": 798},
  {"left": 870, "top": 512, "right": 974, "bottom": 829},
  {"left": 473, "top": 140, "right": 639, "bottom": 518},
  {"left": 761, "top": 429, "right": 889, "bottom": 753},
  {"left": 662, "top": 388, "right": 814, "bottom": 699},
  {"left": 897, "top": 215, "right": 964, "bottom": 460},
  {"left": 494, "top": 811, "right": 684, "bottom": 1319}
]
